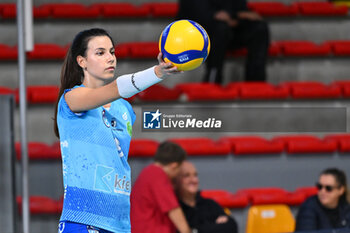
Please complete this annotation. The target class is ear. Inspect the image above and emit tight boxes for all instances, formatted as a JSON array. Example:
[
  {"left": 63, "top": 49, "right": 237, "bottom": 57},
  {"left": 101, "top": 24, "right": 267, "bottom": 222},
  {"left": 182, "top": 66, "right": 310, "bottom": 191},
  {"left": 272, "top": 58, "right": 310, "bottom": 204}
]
[
  {"left": 169, "top": 162, "right": 180, "bottom": 170},
  {"left": 339, "top": 186, "right": 345, "bottom": 195},
  {"left": 76, "top": 55, "right": 86, "bottom": 70}
]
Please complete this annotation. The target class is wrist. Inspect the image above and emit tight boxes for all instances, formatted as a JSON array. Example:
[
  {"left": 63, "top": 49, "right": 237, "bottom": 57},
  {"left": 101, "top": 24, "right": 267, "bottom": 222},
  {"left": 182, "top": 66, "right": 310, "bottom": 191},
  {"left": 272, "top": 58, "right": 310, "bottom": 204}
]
[
  {"left": 116, "top": 66, "right": 162, "bottom": 98},
  {"left": 154, "top": 66, "right": 163, "bottom": 79}
]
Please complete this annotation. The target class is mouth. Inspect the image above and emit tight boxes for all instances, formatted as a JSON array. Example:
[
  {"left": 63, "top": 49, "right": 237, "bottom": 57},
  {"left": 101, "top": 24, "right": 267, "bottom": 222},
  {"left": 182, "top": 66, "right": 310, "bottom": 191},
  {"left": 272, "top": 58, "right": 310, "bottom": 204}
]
[{"left": 106, "top": 66, "right": 115, "bottom": 71}]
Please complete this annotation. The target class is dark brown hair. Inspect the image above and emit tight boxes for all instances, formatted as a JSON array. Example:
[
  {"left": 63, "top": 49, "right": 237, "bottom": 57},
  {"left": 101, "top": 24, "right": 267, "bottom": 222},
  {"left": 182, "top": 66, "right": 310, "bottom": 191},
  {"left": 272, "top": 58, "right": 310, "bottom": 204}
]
[
  {"left": 154, "top": 141, "right": 187, "bottom": 165},
  {"left": 321, "top": 168, "right": 349, "bottom": 202},
  {"left": 53, "top": 28, "right": 114, "bottom": 138}
]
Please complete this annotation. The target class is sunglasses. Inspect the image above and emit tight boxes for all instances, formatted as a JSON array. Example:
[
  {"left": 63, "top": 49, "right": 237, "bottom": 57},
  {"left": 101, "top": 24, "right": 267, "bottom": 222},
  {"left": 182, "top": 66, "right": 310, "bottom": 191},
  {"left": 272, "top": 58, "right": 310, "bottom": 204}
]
[{"left": 316, "top": 182, "right": 338, "bottom": 192}]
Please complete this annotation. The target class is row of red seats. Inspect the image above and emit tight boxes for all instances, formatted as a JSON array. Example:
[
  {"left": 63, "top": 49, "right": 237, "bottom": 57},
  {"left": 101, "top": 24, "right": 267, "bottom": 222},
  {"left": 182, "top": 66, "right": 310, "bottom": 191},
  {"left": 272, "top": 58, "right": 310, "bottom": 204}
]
[
  {"left": 201, "top": 186, "right": 318, "bottom": 208},
  {"left": 14, "top": 134, "right": 350, "bottom": 160},
  {"left": 1, "top": 40, "right": 350, "bottom": 61},
  {"left": 2, "top": 80, "right": 350, "bottom": 103},
  {"left": 16, "top": 186, "right": 318, "bottom": 214},
  {"left": 0, "top": 2, "right": 178, "bottom": 19},
  {"left": 0, "top": 2, "right": 348, "bottom": 19}
]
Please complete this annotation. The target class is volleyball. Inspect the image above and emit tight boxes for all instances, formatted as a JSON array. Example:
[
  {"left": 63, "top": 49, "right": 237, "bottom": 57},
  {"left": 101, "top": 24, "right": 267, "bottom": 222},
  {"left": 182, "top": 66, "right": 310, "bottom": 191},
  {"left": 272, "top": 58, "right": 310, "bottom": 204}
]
[{"left": 159, "top": 19, "right": 210, "bottom": 71}]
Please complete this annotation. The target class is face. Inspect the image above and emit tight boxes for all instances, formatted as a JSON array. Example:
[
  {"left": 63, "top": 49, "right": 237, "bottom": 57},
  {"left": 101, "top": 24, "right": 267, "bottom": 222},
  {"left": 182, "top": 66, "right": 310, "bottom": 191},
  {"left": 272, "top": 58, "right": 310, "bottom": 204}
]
[
  {"left": 78, "top": 36, "right": 116, "bottom": 85},
  {"left": 177, "top": 161, "right": 199, "bottom": 197},
  {"left": 317, "top": 174, "right": 345, "bottom": 208}
]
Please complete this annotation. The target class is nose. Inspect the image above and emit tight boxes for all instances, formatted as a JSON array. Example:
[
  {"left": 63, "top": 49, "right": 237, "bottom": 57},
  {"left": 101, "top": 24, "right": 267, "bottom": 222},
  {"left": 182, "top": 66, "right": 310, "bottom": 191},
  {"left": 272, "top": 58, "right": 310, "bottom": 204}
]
[{"left": 107, "top": 52, "right": 115, "bottom": 64}]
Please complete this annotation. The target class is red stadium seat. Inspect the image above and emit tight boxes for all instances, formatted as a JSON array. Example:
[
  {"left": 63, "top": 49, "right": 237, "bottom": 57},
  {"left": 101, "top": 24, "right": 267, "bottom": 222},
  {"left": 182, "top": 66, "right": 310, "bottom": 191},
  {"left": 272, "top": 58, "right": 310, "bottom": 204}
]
[
  {"left": 228, "top": 42, "right": 281, "bottom": 57},
  {"left": 128, "top": 139, "right": 159, "bottom": 157},
  {"left": 16, "top": 142, "right": 54, "bottom": 160},
  {"left": 272, "top": 135, "right": 338, "bottom": 154},
  {"left": 332, "top": 81, "right": 350, "bottom": 98},
  {"left": 143, "top": 2, "right": 178, "bottom": 17},
  {"left": 40, "top": 3, "right": 100, "bottom": 19},
  {"left": 176, "top": 83, "right": 220, "bottom": 93},
  {"left": 17, "top": 196, "right": 59, "bottom": 214},
  {"left": 128, "top": 42, "right": 159, "bottom": 58},
  {"left": 57, "top": 197, "right": 63, "bottom": 212},
  {"left": 27, "top": 44, "right": 67, "bottom": 60},
  {"left": 324, "top": 134, "right": 350, "bottom": 152},
  {"left": 277, "top": 41, "right": 331, "bottom": 56},
  {"left": 115, "top": 43, "right": 130, "bottom": 59},
  {"left": 281, "top": 81, "right": 342, "bottom": 99},
  {"left": 293, "top": 2, "right": 348, "bottom": 16},
  {"left": 50, "top": 142, "right": 62, "bottom": 159},
  {"left": 237, "top": 187, "right": 287, "bottom": 197},
  {"left": 175, "top": 83, "right": 239, "bottom": 101},
  {"left": 268, "top": 42, "right": 282, "bottom": 56},
  {"left": 284, "top": 192, "right": 306, "bottom": 206},
  {"left": 0, "top": 86, "right": 14, "bottom": 95},
  {"left": 0, "top": 44, "right": 17, "bottom": 60},
  {"left": 201, "top": 190, "right": 249, "bottom": 208},
  {"left": 0, "top": 3, "right": 50, "bottom": 18},
  {"left": 294, "top": 186, "right": 318, "bottom": 199},
  {"left": 236, "top": 187, "right": 304, "bottom": 205},
  {"left": 92, "top": 3, "right": 149, "bottom": 18},
  {"left": 326, "top": 40, "right": 350, "bottom": 56},
  {"left": 0, "top": 3, "right": 16, "bottom": 18},
  {"left": 33, "top": 5, "right": 51, "bottom": 18},
  {"left": 137, "top": 84, "right": 181, "bottom": 101},
  {"left": 169, "top": 138, "right": 231, "bottom": 156},
  {"left": 227, "top": 82, "right": 289, "bottom": 100},
  {"left": 219, "top": 136, "right": 284, "bottom": 155},
  {"left": 251, "top": 192, "right": 304, "bottom": 206},
  {"left": 248, "top": 2, "right": 299, "bottom": 16},
  {"left": 237, "top": 188, "right": 286, "bottom": 204},
  {"left": 27, "top": 85, "right": 59, "bottom": 104}
]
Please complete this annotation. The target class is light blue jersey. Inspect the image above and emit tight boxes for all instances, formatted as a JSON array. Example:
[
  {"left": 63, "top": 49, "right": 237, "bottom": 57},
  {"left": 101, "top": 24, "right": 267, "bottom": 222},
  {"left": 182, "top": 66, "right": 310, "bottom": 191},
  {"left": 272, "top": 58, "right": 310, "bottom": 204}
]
[{"left": 57, "top": 85, "right": 135, "bottom": 233}]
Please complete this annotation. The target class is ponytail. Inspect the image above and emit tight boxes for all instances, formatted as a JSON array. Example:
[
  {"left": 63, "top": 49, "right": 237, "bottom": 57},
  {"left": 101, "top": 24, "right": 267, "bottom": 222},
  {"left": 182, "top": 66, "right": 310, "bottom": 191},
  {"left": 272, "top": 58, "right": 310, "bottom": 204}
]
[{"left": 53, "top": 28, "right": 114, "bottom": 138}]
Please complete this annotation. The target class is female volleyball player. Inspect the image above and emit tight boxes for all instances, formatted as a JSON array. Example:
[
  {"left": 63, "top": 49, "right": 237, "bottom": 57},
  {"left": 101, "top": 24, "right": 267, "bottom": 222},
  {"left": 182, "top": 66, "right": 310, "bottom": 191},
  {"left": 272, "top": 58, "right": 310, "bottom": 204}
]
[{"left": 54, "top": 28, "right": 178, "bottom": 233}]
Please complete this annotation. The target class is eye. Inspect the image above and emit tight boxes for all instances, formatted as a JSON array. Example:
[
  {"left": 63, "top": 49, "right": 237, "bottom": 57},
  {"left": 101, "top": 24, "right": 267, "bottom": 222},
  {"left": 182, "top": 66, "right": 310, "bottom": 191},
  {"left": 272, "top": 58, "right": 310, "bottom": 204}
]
[
  {"left": 111, "top": 50, "right": 115, "bottom": 55},
  {"left": 96, "top": 51, "right": 104, "bottom": 56}
]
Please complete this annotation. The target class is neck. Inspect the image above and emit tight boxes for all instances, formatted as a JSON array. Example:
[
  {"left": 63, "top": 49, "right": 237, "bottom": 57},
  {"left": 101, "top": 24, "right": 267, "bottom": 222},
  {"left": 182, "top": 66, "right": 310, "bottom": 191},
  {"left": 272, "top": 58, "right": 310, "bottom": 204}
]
[
  {"left": 83, "top": 74, "right": 114, "bottom": 88},
  {"left": 154, "top": 162, "right": 169, "bottom": 176},
  {"left": 181, "top": 192, "right": 197, "bottom": 207},
  {"left": 325, "top": 200, "right": 339, "bottom": 209}
]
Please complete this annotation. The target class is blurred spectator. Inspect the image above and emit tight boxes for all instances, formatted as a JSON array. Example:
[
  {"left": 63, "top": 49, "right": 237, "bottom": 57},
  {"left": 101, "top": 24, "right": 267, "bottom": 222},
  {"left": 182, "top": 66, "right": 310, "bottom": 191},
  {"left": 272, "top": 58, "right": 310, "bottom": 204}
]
[
  {"left": 131, "top": 141, "right": 191, "bottom": 233},
  {"left": 295, "top": 168, "right": 350, "bottom": 231},
  {"left": 175, "top": 161, "right": 238, "bottom": 233},
  {"left": 177, "top": 0, "right": 270, "bottom": 84}
]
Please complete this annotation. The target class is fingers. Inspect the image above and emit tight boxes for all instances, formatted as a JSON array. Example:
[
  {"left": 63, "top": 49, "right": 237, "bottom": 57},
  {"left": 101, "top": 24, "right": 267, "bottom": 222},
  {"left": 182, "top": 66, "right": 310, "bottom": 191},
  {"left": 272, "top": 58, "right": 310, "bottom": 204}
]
[
  {"left": 162, "top": 65, "right": 179, "bottom": 75},
  {"left": 156, "top": 52, "right": 182, "bottom": 78},
  {"left": 157, "top": 52, "right": 163, "bottom": 64},
  {"left": 215, "top": 216, "right": 229, "bottom": 224}
]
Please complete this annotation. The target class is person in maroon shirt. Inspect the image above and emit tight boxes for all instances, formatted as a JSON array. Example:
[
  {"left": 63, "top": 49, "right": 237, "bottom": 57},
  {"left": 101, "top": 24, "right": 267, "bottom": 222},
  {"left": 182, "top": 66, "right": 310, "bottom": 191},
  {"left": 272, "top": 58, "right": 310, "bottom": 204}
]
[{"left": 131, "top": 141, "right": 192, "bottom": 233}]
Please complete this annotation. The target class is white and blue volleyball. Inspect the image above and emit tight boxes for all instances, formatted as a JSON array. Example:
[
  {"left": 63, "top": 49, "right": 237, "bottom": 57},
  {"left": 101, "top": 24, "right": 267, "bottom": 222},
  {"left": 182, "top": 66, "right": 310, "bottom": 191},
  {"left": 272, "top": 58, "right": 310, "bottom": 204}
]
[{"left": 159, "top": 19, "right": 211, "bottom": 71}]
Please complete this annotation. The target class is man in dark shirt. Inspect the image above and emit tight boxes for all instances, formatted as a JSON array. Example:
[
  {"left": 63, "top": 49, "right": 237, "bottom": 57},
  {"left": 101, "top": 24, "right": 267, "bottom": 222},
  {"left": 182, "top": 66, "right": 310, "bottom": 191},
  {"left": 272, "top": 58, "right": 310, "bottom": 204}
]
[
  {"left": 177, "top": 0, "right": 270, "bottom": 84},
  {"left": 175, "top": 161, "right": 237, "bottom": 233}
]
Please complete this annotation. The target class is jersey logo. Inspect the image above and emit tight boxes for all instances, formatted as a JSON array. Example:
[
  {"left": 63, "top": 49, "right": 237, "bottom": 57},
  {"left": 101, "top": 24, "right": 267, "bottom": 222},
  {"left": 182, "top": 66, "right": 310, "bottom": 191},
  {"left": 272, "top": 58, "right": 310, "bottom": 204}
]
[
  {"left": 93, "top": 165, "right": 131, "bottom": 195},
  {"left": 122, "top": 112, "right": 128, "bottom": 121},
  {"left": 94, "top": 165, "right": 114, "bottom": 193},
  {"left": 58, "top": 222, "right": 65, "bottom": 233}
]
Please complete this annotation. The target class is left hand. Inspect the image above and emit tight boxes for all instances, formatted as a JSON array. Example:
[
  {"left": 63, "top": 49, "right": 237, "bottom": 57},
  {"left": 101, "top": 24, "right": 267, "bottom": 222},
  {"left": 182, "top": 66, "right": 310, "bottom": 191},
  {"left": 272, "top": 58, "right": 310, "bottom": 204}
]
[
  {"left": 215, "top": 215, "right": 229, "bottom": 224},
  {"left": 238, "top": 11, "right": 262, "bottom": 21},
  {"left": 154, "top": 52, "right": 180, "bottom": 79}
]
